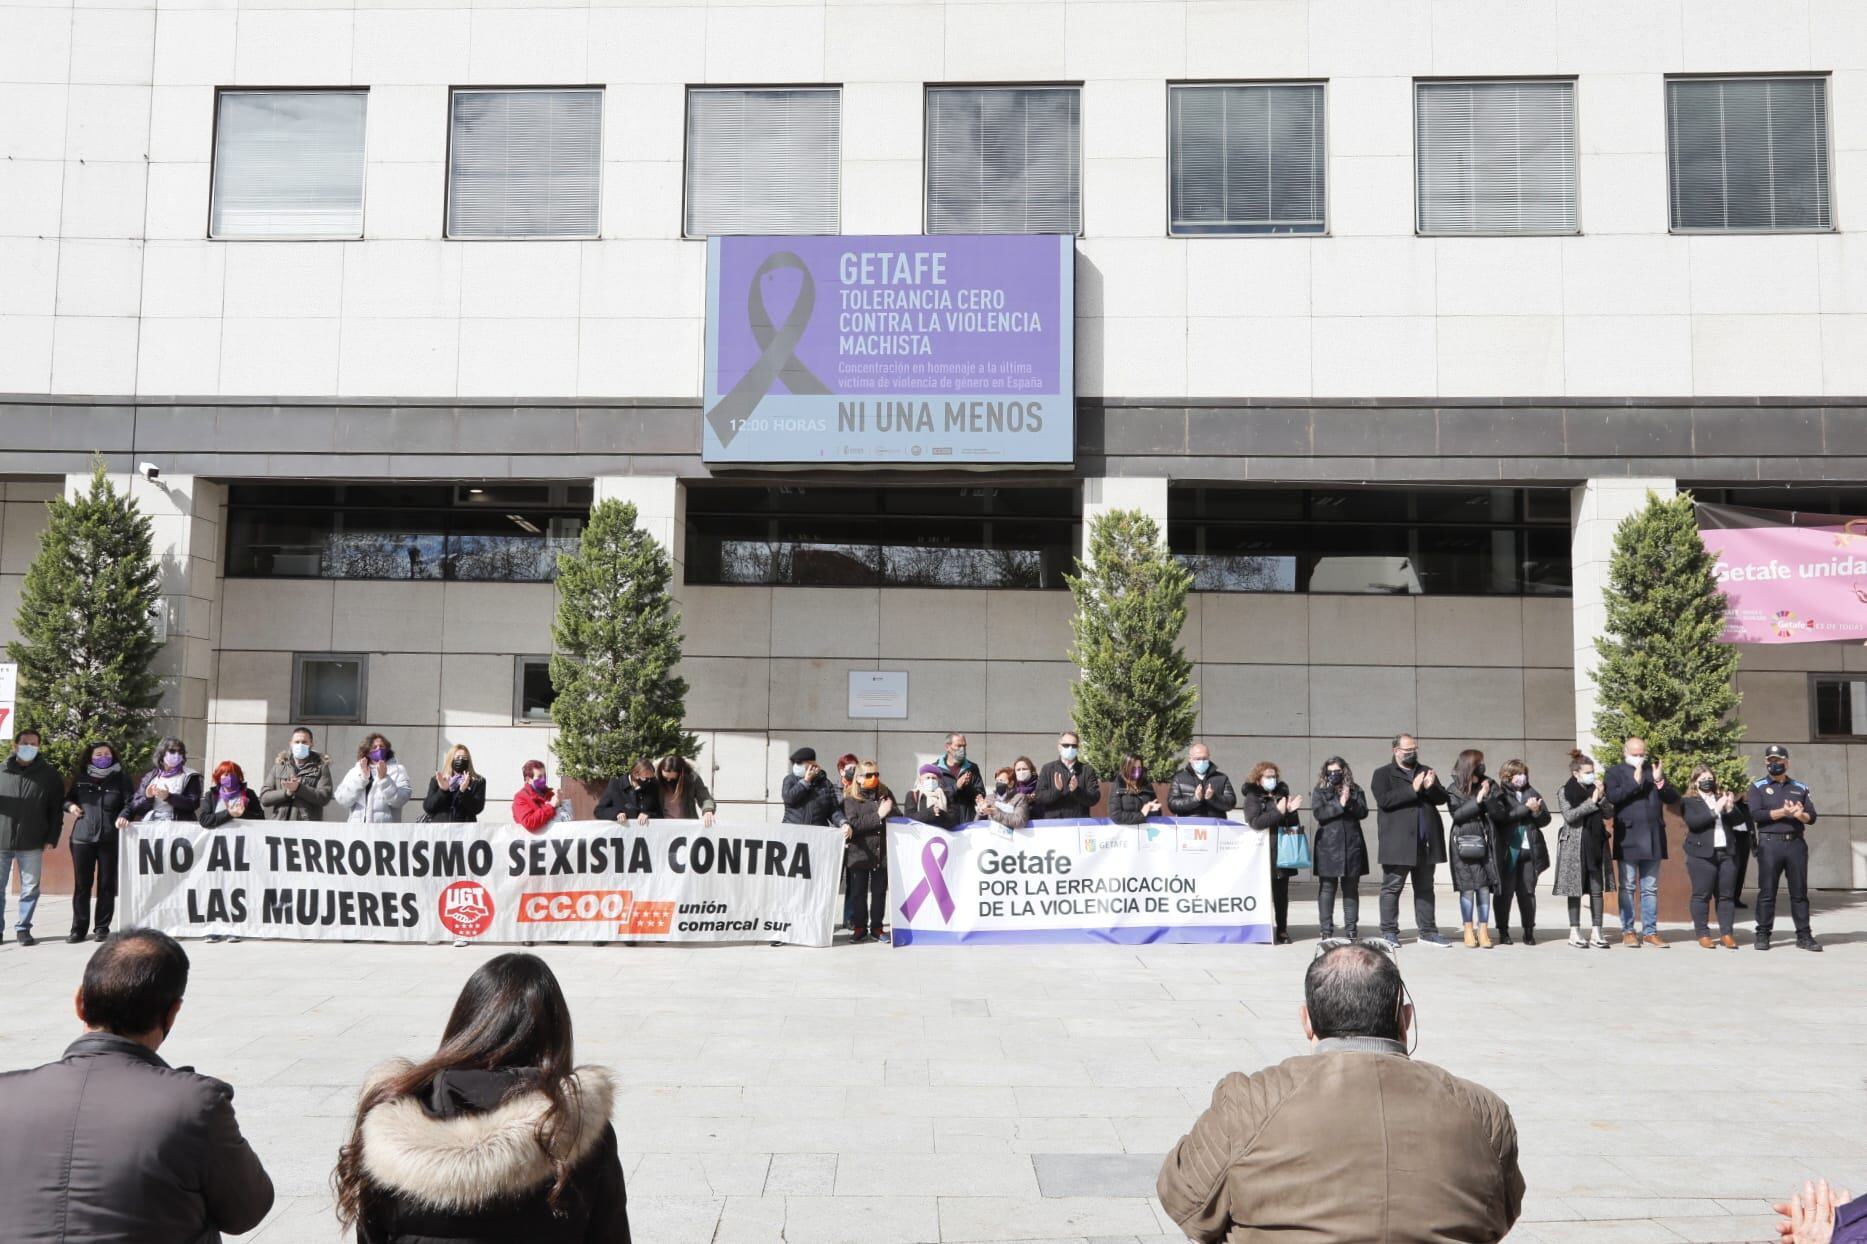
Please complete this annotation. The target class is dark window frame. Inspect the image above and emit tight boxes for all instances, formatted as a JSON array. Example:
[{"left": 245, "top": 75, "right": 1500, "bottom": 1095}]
[
  {"left": 1809, "top": 673, "right": 1867, "bottom": 742},
  {"left": 514, "top": 654, "right": 557, "bottom": 725},
  {"left": 291, "top": 652, "right": 368, "bottom": 725}
]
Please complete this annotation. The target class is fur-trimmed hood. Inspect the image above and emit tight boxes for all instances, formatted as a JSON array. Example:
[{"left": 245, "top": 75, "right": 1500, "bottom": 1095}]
[{"left": 358, "top": 1061, "right": 615, "bottom": 1211}]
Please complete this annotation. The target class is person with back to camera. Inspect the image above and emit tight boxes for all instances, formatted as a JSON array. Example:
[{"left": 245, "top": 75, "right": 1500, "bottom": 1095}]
[
  {"left": 422, "top": 744, "right": 488, "bottom": 824},
  {"left": 1108, "top": 752, "right": 1162, "bottom": 827},
  {"left": 259, "top": 725, "right": 334, "bottom": 822},
  {"left": 63, "top": 738, "right": 131, "bottom": 944},
  {"left": 594, "top": 760, "right": 657, "bottom": 828},
  {"left": 1157, "top": 941, "right": 1524, "bottom": 1242},
  {"left": 1242, "top": 760, "right": 1303, "bottom": 945},
  {"left": 335, "top": 733, "right": 413, "bottom": 824},
  {"left": 333, "top": 953, "right": 630, "bottom": 1243},
  {"left": 1309, "top": 756, "right": 1369, "bottom": 941},
  {"left": 1445, "top": 750, "right": 1500, "bottom": 950},
  {"left": 1554, "top": 750, "right": 1613, "bottom": 949},
  {"left": 1485, "top": 759, "right": 1552, "bottom": 945}
]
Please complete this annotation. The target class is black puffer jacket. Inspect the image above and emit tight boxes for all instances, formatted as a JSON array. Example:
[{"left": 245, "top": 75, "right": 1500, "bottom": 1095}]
[
  {"left": 593, "top": 776, "right": 654, "bottom": 824},
  {"left": 354, "top": 1063, "right": 629, "bottom": 1244},
  {"left": 1107, "top": 776, "right": 1158, "bottom": 826},
  {"left": 66, "top": 767, "right": 131, "bottom": 846},
  {"left": 1166, "top": 765, "right": 1238, "bottom": 819},
  {"left": 1309, "top": 780, "right": 1369, "bottom": 879},
  {"left": 782, "top": 772, "right": 846, "bottom": 827}
]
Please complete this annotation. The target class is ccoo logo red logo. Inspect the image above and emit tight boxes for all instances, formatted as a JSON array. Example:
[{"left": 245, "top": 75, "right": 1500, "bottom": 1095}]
[{"left": 438, "top": 880, "right": 494, "bottom": 938}]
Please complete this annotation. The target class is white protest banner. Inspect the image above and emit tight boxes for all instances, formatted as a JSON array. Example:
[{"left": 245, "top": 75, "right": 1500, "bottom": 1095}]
[
  {"left": 121, "top": 820, "right": 842, "bottom": 946},
  {"left": 0, "top": 661, "right": 15, "bottom": 742},
  {"left": 886, "top": 817, "right": 1274, "bottom": 946}
]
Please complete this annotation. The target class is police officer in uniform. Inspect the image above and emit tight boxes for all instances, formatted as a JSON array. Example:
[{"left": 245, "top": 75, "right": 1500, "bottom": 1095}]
[{"left": 1749, "top": 744, "right": 1821, "bottom": 952}]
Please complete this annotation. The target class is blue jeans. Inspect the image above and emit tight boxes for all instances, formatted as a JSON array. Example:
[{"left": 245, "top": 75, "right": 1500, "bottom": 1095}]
[
  {"left": 0, "top": 849, "right": 43, "bottom": 931},
  {"left": 1619, "top": 859, "right": 1661, "bottom": 935},
  {"left": 1459, "top": 888, "right": 1491, "bottom": 924}
]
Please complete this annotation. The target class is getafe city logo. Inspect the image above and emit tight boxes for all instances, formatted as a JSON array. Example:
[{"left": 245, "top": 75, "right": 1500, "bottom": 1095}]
[
  {"left": 1771, "top": 610, "right": 1799, "bottom": 637},
  {"left": 438, "top": 880, "right": 494, "bottom": 938}
]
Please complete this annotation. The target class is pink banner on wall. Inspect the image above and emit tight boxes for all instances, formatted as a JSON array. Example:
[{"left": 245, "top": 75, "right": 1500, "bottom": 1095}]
[{"left": 1698, "top": 503, "right": 1867, "bottom": 644}]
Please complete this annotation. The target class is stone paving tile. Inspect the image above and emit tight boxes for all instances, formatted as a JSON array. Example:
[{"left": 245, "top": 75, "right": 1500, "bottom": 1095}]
[
  {"left": 834, "top": 1152, "right": 1041, "bottom": 1197},
  {"left": 764, "top": 1152, "right": 837, "bottom": 1196},
  {"left": 936, "top": 1194, "right": 1167, "bottom": 1241},
  {"left": 1032, "top": 1153, "right": 1167, "bottom": 1198},
  {"left": 783, "top": 1194, "right": 941, "bottom": 1244}
]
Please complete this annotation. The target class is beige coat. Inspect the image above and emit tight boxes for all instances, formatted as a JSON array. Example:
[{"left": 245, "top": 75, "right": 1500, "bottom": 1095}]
[{"left": 1157, "top": 1037, "right": 1523, "bottom": 1244}]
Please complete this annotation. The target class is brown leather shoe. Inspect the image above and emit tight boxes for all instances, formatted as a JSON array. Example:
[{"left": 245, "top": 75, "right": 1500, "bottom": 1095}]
[
  {"left": 1720, "top": 935, "right": 1740, "bottom": 949},
  {"left": 1643, "top": 934, "right": 1669, "bottom": 948},
  {"left": 1622, "top": 932, "right": 1641, "bottom": 947},
  {"left": 1698, "top": 936, "right": 1714, "bottom": 949}
]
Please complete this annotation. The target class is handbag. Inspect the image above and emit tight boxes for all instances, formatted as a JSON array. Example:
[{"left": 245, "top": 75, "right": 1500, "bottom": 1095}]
[
  {"left": 1455, "top": 830, "right": 1489, "bottom": 863},
  {"left": 1275, "top": 827, "right": 1312, "bottom": 870}
]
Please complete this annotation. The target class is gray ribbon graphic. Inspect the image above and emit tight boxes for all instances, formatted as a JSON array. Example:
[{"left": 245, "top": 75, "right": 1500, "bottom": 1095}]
[{"left": 706, "top": 251, "right": 831, "bottom": 447}]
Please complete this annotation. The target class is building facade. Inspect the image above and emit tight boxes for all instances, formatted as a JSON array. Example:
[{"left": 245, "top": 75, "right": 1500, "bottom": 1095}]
[{"left": 3, "top": 0, "right": 1866, "bottom": 887}]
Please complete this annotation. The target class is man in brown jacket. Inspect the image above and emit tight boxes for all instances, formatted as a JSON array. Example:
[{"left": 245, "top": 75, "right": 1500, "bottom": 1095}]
[
  {"left": 0, "top": 930, "right": 275, "bottom": 1242},
  {"left": 1158, "top": 942, "right": 1524, "bottom": 1243}
]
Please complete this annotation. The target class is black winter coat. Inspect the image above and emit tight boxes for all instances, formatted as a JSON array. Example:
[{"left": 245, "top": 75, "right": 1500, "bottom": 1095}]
[
  {"left": 593, "top": 777, "right": 655, "bottom": 824},
  {"left": 1030, "top": 760, "right": 1100, "bottom": 819},
  {"left": 1446, "top": 786, "right": 1502, "bottom": 893},
  {"left": 1243, "top": 784, "right": 1302, "bottom": 878},
  {"left": 1603, "top": 762, "right": 1679, "bottom": 863},
  {"left": 782, "top": 772, "right": 847, "bottom": 826},
  {"left": 1167, "top": 765, "right": 1238, "bottom": 818},
  {"left": 1681, "top": 792, "right": 1753, "bottom": 860},
  {"left": 422, "top": 774, "right": 488, "bottom": 823},
  {"left": 842, "top": 789, "right": 893, "bottom": 871},
  {"left": 66, "top": 768, "right": 131, "bottom": 846},
  {"left": 354, "top": 1064, "right": 629, "bottom": 1244},
  {"left": 1484, "top": 785, "right": 1552, "bottom": 873},
  {"left": 1370, "top": 762, "right": 1449, "bottom": 867},
  {"left": 199, "top": 784, "right": 267, "bottom": 828},
  {"left": 1309, "top": 781, "right": 1369, "bottom": 879},
  {"left": 1107, "top": 780, "right": 1158, "bottom": 826}
]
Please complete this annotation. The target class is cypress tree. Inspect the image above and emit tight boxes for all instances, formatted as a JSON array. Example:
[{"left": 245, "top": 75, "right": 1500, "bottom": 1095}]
[
  {"left": 5, "top": 463, "right": 163, "bottom": 773},
  {"left": 548, "top": 498, "right": 698, "bottom": 781},
  {"left": 1591, "top": 491, "right": 1746, "bottom": 786},
  {"left": 1067, "top": 509, "right": 1198, "bottom": 779}
]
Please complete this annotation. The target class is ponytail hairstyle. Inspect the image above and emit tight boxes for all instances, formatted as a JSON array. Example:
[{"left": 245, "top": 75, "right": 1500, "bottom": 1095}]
[{"left": 1569, "top": 749, "right": 1596, "bottom": 774}]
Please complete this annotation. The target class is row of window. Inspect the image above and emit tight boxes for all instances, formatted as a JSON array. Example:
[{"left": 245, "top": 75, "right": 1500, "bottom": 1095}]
[
  {"left": 209, "top": 74, "right": 1833, "bottom": 242},
  {"left": 293, "top": 651, "right": 556, "bottom": 725}
]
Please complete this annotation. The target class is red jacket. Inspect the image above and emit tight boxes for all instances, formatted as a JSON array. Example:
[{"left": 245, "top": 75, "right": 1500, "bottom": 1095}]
[{"left": 512, "top": 784, "right": 560, "bottom": 832}]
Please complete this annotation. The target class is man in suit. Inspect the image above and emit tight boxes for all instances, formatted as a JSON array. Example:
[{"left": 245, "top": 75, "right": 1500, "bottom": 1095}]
[
  {"left": 1603, "top": 736, "right": 1680, "bottom": 947},
  {"left": 1370, "top": 733, "right": 1451, "bottom": 947}
]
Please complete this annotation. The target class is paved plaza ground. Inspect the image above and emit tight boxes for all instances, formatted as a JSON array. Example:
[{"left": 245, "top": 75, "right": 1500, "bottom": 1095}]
[{"left": 3, "top": 888, "right": 1865, "bottom": 1244}]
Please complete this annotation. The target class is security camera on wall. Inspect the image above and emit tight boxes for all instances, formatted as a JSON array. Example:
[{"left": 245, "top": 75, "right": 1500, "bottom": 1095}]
[{"left": 138, "top": 462, "right": 161, "bottom": 482}]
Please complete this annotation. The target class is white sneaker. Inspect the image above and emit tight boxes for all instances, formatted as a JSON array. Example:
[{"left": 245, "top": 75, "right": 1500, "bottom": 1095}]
[
  {"left": 452, "top": 938, "right": 469, "bottom": 948},
  {"left": 1567, "top": 928, "right": 1587, "bottom": 948},
  {"left": 1588, "top": 928, "right": 1611, "bottom": 948}
]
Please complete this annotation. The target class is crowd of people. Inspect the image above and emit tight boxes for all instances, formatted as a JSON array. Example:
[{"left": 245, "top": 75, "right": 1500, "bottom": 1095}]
[
  {"left": 0, "top": 932, "right": 1857, "bottom": 1244},
  {"left": 0, "top": 721, "right": 1829, "bottom": 953}
]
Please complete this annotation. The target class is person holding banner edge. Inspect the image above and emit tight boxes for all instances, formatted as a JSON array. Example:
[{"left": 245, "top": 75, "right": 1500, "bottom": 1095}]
[
  {"left": 594, "top": 760, "right": 657, "bottom": 827},
  {"left": 1243, "top": 761, "right": 1303, "bottom": 945}
]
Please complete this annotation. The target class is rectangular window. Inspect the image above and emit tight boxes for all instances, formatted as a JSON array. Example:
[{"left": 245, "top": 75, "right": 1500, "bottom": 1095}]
[
  {"left": 1813, "top": 676, "right": 1867, "bottom": 739},
  {"left": 447, "top": 88, "right": 602, "bottom": 239},
  {"left": 514, "top": 656, "right": 557, "bottom": 724},
  {"left": 684, "top": 87, "right": 840, "bottom": 238},
  {"left": 210, "top": 90, "right": 367, "bottom": 239},
  {"left": 1667, "top": 76, "right": 1831, "bottom": 232},
  {"left": 926, "top": 86, "right": 1081, "bottom": 235},
  {"left": 1169, "top": 83, "right": 1325, "bottom": 236},
  {"left": 293, "top": 653, "right": 367, "bottom": 724},
  {"left": 1414, "top": 79, "right": 1577, "bottom": 235}
]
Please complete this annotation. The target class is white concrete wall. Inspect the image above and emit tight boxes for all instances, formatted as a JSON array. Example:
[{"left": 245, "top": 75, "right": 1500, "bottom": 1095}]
[{"left": 5, "top": 0, "right": 1867, "bottom": 400}]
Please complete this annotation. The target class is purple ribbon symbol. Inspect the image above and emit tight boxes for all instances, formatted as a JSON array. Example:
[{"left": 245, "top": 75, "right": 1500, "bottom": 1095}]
[{"left": 901, "top": 837, "right": 956, "bottom": 923}]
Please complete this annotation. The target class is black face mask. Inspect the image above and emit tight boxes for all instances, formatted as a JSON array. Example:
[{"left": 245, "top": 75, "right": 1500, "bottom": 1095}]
[
  {"left": 1767, "top": 761, "right": 1786, "bottom": 776},
  {"left": 1473, "top": 764, "right": 1486, "bottom": 779},
  {"left": 452, "top": 756, "right": 468, "bottom": 773},
  {"left": 1399, "top": 750, "right": 1418, "bottom": 766},
  {"left": 995, "top": 782, "right": 1009, "bottom": 797},
  {"left": 1326, "top": 770, "right": 1344, "bottom": 785},
  {"left": 1697, "top": 779, "right": 1716, "bottom": 792}
]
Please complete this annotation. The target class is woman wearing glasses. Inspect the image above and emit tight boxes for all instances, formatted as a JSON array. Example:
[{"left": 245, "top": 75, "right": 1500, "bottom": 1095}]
[{"left": 840, "top": 761, "right": 895, "bottom": 945}]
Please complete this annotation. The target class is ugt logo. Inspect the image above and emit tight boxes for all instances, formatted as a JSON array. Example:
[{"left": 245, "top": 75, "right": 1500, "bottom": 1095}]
[{"left": 438, "top": 880, "right": 494, "bottom": 939}]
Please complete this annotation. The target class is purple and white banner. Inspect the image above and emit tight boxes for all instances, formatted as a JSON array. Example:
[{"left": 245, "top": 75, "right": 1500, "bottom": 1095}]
[
  {"left": 886, "top": 818, "right": 1273, "bottom": 947},
  {"left": 703, "top": 234, "right": 1075, "bottom": 464}
]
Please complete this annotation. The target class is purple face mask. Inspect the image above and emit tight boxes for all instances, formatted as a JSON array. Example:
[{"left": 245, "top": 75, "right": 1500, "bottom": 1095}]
[
  {"left": 530, "top": 775, "right": 549, "bottom": 792},
  {"left": 220, "top": 776, "right": 240, "bottom": 793},
  {"left": 368, "top": 747, "right": 386, "bottom": 763}
]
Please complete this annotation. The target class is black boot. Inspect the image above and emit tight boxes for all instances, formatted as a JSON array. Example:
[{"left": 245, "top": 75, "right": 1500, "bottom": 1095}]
[{"left": 1755, "top": 931, "right": 1772, "bottom": 951}]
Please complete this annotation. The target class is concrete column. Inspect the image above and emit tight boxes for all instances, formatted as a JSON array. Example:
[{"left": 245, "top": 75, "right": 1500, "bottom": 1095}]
[
  {"left": 65, "top": 472, "right": 225, "bottom": 760},
  {"left": 1571, "top": 476, "right": 1677, "bottom": 755},
  {"left": 593, "top": 475, "right": 685, "bottom": 597},
  {"left": 1081, "top": 476, "right": 1169, "bottom": 562}
]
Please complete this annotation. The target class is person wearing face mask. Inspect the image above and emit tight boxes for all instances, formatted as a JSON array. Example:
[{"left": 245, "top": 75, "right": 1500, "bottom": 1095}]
[
  {"left": 0, "top": 727, "right": 67, "bottom": 948},
  {"left": 984, "top": 765, "right": 1032, "bottom": 830},
  {"left": 654, "top": 755, "right": 717, "bottom": 826},
  {"left": 64, "top": 740, "right": 132, "bottom": 944},
  {"left": 334, "top": 734, "right": 413, "bottom": 825},
  {"left": 1108, "top": 753, "right": 1164, "bottom": 827},
  {"left": 1553, "top": 750, "right": 1612, "bottom": 949},
  {"left": 127, "top": 737, "right": 204, "bottom": 831},
  {"left": 1483, "top": 760, "right": 1551, "bottom": 946},
  {"left": 840, "top": 761, "right": 895, "bottom": 944},
  {"left": 421, "top": 744, "right": 488, "bottom": 824},
  {"left": 1748, "top": 744, "right": 1821, "bottom": 952},
  {"left": 1242, "top": 761, "right": 1302, "bottom": 944},
  {"left": 906, "top": 763, "right": 962, "bottom": 829},
  {"left": 197, "top": 761, "right": 265, "bottom": 943},
  {"left": 781, "top": 747, "right": 849, "bottom": 832},
  {"left": 1445, "top": 751, "right": 1500, "bottom": 950},
  {"left": 512, "top": 760, "right": 572, "bottom": 833},
  {"left": 595, "top": 760, "right": 658, "bottom": 827},
  {"left": 934, "top": 733, "right": 984, "bottom": 808},
  {"left": 1603, "top": 736, "right": 1679, "bottom": 948},
  {"left": 259, "top": 726, "right": 334, "bottom": 823},
  {"left": 1682, "top": 764, "right": 1750, "bottom": 950},
  {"left": 1032, "top": 731, "right": 1100, "bottom": 820},
  {"left": 1168, "top": 743, "right": 1238, "bottom": 820},
  {"left": 1309, "top": 757, "right": 1369, "bottom": 941},
  {"left": 1370, "top": 733, "right": 1451, "bottom": 948}
]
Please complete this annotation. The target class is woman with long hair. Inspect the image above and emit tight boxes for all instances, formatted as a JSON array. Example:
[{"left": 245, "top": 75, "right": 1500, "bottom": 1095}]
[
  {"left": 1242, "top": 760, "right": 1302, "bottom": 944},
  {"left": 422, "top": 744, "right": 488, "bottom": 824},
  {"left": 1309, "top": 756, "right": 1369, "bottom": 940},
  {"left": 1108, "top": 752, "right": 1161, "bottom": 826},
  {"left": 333, "top": 954, "right": 629, "bottom": 1243},
  {"left": 1484, "top": 759, "right": 1552, "bottom": 945},
  {"left": 654, "top": 755, "right": 716, "bottom": 825},
  {"left": 125, "top": 735, "right": 202, "bottom": 826},
  {"left": 334, "top": 733, "right": 413, "bottom": 824},
  {"left": 1445, "top": 749, "right": 1500, "bottom": 949}
]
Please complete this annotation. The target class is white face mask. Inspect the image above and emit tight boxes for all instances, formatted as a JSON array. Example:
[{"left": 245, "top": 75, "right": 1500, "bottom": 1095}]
[
  {"left": 291, "top": 742, "right": 311, "bottom": 761},
  {"left": 1511, "top": 775, "right": 1528, "bottom": 790},
  {"left": 1059, "top": 745, "right": 1078, "bottom": 762},
  {"left": 14, "top": 744, "right": 38, "bottom": 764},
  {"left": 1260, "top": 776, "right": 1279, "bottom": 792},
  {"left": 1578, "top": 770, "right": 1595, "bottom": 784},
  {"left": 920, "top": 779, "right": 938, "bottom": 795},
  {"left": 791, "top": 763, "right": 807, "bottom": 779}
]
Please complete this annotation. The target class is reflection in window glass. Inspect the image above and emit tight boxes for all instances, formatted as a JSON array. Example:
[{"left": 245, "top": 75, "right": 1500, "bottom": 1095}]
[
  {"left": 516, "top": 657, "right": 557, "bottom": 723},
  {"left": 296, "top": 656, "right": 364, "bottom": 722}
]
